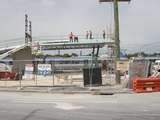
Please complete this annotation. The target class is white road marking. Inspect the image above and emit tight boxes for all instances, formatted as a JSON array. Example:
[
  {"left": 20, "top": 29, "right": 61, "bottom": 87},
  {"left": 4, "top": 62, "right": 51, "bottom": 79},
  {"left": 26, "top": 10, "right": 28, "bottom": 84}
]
[
  {"left": 143, "top": 109, "right": 149, "bottom": 112},
  {"left": 0, "top": 110, "right": 8, "bottom": 113},
  {"left": 13, "top": 99, "right": 84, "bottom": 110},
  {"left": 13, "top": 97, "right": 118, "bottom": 104},
  {"left": 54, "top": 102, "right": 84, "bottom": 110},
  {"left": 14, "top": 100, "right": 117, "bottom": 104}
]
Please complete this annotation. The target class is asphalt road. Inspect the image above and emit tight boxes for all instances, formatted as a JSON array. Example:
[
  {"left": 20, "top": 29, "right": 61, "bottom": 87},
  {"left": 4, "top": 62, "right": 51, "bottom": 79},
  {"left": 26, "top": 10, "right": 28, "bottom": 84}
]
[{"left": 0, "top": 92, "right": 160, "bottom": 120}]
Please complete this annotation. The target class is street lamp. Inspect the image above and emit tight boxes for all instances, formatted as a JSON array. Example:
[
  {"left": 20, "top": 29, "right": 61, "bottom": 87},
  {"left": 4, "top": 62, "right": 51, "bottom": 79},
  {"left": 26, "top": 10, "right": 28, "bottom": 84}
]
[{"left": 99, "top": 0, "right": 131, "bottom": 84}]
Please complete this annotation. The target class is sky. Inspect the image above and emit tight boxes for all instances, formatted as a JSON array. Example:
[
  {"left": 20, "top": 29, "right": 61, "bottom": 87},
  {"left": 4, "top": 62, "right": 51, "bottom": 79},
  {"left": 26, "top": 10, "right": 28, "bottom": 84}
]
[{"left": 0, "top": 0, "right": 160, "bottom": 53}]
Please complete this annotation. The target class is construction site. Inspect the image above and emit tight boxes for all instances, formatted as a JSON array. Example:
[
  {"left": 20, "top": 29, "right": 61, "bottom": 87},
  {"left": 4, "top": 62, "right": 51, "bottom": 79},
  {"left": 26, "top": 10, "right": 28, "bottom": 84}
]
[
  {"left": 0, "top": 0, "right": 160, "bottom": 120},
  {"left": 0, "top": 0, "right": 159, "bottom": 94}
]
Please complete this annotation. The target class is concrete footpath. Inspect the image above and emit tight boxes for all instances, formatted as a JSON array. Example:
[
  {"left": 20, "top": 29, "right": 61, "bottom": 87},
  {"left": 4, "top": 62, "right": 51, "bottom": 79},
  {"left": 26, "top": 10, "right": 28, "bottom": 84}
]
[{"left": 0, "top": 85, "right": 132, "bottom": 94}]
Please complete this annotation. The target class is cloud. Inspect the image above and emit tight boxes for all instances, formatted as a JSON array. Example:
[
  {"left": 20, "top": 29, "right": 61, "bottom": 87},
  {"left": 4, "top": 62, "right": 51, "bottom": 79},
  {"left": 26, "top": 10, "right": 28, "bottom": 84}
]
[
  {"left": 41, "top": 0, "right": 56, "bottom": 7},
  {"left": 0, "top": 0, "right": 159, "bottom": 53}
]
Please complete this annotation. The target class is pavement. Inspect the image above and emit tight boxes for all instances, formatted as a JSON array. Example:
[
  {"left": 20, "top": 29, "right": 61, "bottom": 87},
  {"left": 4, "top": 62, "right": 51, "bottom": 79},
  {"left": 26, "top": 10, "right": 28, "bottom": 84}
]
[
  {"left": 0, "top": 92, "right": 160, "bottom": 120},
  {"left": 0, "top": 84, "right": 132, "bottom": 94}
]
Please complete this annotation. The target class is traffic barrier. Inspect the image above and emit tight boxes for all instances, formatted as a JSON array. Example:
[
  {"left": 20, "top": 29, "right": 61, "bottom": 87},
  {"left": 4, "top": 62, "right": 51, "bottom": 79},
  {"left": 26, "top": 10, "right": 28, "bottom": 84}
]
[
  {"left": 0, "top": 71, "right": 17, "bottom": 80},
  {"left": 132, "top": 77, "right": 160, "bottom": 93}
]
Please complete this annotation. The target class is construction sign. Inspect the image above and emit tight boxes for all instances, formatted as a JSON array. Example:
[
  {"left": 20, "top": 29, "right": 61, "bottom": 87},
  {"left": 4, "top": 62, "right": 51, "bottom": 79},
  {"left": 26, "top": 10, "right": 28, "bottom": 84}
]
[
  {"left": 24, "top": 64, "right": 34, "bottom": 80},
  {"left": 38, "top": 64, "right": 52, "bottom": 76}
]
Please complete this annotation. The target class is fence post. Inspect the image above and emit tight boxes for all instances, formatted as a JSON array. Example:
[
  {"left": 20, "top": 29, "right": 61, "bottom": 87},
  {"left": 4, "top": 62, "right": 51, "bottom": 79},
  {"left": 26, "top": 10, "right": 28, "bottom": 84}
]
[
  {"left": 19, "top": 65, "right": 22, "bottom": 89},
  {"left": 35, "top": 61, "right": 38, "bottom": 86},
  {"left": 4, "top": 72, "right": 7, "bottom": 87},
  {"left": 52, "top": 61, "right": 54, "bottom": 87}
]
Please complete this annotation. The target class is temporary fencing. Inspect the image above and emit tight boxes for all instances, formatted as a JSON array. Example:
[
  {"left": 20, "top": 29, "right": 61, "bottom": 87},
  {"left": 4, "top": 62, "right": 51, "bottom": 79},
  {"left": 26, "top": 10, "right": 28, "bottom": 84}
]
[
  {"left": 0, "top": 58, "right": 109, "bottom": 88},
  {"left": 132, "top": 77, "right": 160, "bottom": 93}
]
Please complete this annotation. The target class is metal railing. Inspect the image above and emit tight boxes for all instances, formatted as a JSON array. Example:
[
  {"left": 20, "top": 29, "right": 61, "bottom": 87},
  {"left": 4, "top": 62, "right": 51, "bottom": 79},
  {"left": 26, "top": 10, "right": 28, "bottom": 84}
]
[{"left": 0, "top": 34, "right": 114, "bottom": 50}]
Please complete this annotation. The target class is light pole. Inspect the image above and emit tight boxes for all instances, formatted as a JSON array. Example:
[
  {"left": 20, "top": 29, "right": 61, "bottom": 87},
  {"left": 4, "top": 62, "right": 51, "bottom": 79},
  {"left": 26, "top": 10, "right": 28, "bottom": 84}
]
[
  {"left": 25, "top": 14, "right": 32, "bottom": 46},
  {"left": 99, "top": 0, "right": 131, "bottom": 84}
]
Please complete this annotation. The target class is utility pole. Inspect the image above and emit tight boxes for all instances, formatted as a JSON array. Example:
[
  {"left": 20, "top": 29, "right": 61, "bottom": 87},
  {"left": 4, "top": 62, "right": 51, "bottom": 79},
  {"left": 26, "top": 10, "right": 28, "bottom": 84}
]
[
  {"left": 25, "top": 14, "right": 32, "bottom": 46},
  {"left": 99, "top": 0, "right": 131, "bottom": 84},
  {"left": 114, "top": 0, "right": 121, "bottom": 84},
  {"left": 113, "top": 0, "right": 120, "bottom": 60},
  {"left": 29, "top": 21, "right": 32, "bottom": 46},
  {"left": 25, "top": 14, "right": 28, "bottom": 45}
]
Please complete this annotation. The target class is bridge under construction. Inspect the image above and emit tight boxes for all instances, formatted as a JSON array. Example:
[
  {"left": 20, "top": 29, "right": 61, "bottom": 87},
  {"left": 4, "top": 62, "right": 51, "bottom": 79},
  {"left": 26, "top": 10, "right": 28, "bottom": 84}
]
[{"left": 0, "top": 35, "right": 114, "bottom": 57}]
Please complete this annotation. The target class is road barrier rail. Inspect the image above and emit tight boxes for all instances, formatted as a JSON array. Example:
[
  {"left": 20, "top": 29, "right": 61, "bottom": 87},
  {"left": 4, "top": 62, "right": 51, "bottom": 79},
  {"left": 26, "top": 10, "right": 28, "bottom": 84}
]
[{"left": 133, "top": 77, "right": 160, "bottom": 93}]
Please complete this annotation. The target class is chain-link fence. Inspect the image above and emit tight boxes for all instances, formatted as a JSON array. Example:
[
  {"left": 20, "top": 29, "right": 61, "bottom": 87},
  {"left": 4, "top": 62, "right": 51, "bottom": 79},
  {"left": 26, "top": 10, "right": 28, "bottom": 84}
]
[{"left": 0, "top": 58, "right": 116, "bottom": 88}]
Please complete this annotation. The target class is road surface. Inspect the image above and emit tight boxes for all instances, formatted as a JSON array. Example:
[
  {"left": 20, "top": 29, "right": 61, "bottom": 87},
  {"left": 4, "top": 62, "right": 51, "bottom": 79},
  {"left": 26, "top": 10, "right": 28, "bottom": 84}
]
[{"left": 0, "top": 92, "right": 160, "bottom": 120}]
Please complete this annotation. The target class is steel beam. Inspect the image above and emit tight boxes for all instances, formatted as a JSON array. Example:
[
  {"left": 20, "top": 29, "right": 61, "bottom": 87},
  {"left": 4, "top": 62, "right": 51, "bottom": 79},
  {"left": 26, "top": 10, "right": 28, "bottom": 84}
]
[{"left": 99, "top": 0, "right": 130, "bottom": 2}]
